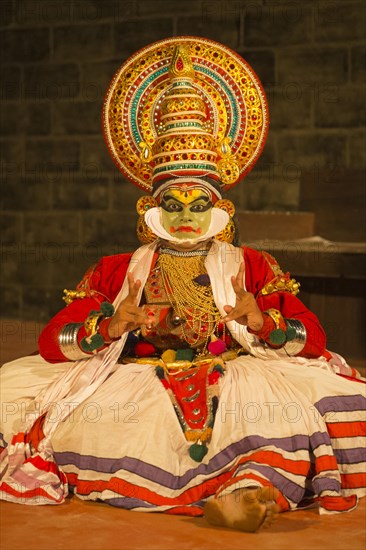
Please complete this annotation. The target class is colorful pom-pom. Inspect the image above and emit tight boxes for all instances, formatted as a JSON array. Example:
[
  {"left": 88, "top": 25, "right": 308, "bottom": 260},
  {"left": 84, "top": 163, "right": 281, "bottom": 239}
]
[
  {"left": 208, "top": 370, "right": 221, "bottom": 385},
  {"left": 269, "top": 329, "right": 286, "bottom": 345},
  {"left": 134, "top": 341, "right": 157, "bottom": 357},
  {"left": 161, "top": 349, "right": 176, "bottom": 363},
  {"left": 80, "top": 333, "right": 105, "bottom": 352},
  {"left": 101, "top": 301, "right": 115, "bottom": 317},
  {"left": 189, "top": 442, "right": 208, "bottom": 462},
  {"left": 208, "top": 363, "right": 225, "bottom": 385},
  {"left": 213, "top": 363, "right": 225, "bottom": 374},
  {"left": 208, "top": 339, "right": 227, "bottom": 355},
  {"left": 176, "top": 348, "right": 195, "bottom": 361}
]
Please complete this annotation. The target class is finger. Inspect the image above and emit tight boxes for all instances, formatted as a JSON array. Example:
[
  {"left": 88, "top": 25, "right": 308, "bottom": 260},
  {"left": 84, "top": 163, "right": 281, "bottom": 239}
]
[
  {"left": 232, "top": 262, "right": 245, "bottom": 293},
  {"left": 223, "top": 308, "right": 248, "bottom": 324},
  {"left": 222, "top": 306, "right": 239, "bottom": 321},
  {"left": 126, "top": 272, "right": 141, "bottom": 302},
  {"left": 235, "top": 261, "right": 245, "bottom": 287},
  {"left": 232, "top": 284, "right": 253, "bottom": 305},
  {"left": 126, "top": 272, "right": 135, "bottom": 296},
  {"left": 222, "top": 305, "right": 242, "bottom": 322},
  {"left": 231, "top": 275, "right": 240, "bottom": 295}
]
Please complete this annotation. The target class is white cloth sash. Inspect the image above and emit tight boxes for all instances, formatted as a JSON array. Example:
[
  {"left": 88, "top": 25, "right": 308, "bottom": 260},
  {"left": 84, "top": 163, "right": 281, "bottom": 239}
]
[{"left": 35, "top": 242, "right": 158, "bottom": 443}]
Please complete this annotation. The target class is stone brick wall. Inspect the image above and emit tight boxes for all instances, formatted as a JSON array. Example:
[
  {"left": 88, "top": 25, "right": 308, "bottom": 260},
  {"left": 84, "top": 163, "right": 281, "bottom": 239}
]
[{"left": 1, "top": 0, "right": 365, "bottom": 321}]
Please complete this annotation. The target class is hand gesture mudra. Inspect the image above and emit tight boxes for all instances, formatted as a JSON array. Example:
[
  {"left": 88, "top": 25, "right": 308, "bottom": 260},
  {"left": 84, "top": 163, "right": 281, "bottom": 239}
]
[
  {"left": 108, "top": 272, "right": 156, "bottom": 339},
  {"left": 222, "top": 262, "right": 264, "bottom": 332}
]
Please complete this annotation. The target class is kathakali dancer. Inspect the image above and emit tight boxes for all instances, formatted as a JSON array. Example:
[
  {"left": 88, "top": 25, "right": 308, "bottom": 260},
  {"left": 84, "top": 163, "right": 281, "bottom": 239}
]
[{"left": 0, "top": 37, "right": 365, "bottom": 532}]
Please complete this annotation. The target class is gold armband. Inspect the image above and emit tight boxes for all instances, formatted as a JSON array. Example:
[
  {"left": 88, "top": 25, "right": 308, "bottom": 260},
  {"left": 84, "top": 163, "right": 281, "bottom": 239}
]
[
  {"left": 84, "top": 311, "right": 104, "bottom": 338},
  {"left": 63, "top": 289, "right": 87, "bottom": 305},
  {"left": 260, "top": 276, "right": 300, "bottom": 297},
  {"left": 80, "top": 302, "right": 115, "bottom": 354}
]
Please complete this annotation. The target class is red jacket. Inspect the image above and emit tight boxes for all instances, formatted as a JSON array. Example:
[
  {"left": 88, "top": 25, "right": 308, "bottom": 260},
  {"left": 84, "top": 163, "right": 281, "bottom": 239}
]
[{"left": 39, "top": 247, "right": 326, "bottom": 363}]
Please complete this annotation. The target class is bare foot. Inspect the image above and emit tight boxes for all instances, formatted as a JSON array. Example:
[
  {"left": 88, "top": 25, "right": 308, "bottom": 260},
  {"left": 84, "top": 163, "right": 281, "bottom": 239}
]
[{"left": 204, "top": 486, "right": 280, "bottom": 532}]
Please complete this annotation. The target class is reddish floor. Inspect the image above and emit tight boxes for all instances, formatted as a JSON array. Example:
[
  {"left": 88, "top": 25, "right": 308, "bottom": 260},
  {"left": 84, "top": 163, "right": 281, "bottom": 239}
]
[
  {"left": 1, "top": 320, "right": 365, "bottom": 550},
  {"left": 1, "top": 498, "right": 365, "bottom": 550}
]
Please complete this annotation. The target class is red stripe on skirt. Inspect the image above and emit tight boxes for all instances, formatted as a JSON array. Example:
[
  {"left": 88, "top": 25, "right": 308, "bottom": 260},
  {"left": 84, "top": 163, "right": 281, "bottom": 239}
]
[
  {"left": 0, "top": 481, "right": 63, "bottom": 503},
  {"left": 327, "top": 421, "right": 366, "bottom": 438},
  {"left": 340, "top": 472, "right": 366, "bottom": 489}
]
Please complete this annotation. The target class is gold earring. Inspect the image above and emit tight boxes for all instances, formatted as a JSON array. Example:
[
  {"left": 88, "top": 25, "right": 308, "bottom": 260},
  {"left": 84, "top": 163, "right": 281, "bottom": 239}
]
[
  {"left": 214, "top": 199, "right": 236, "bottom": 243},
  {"left": 136, "top": 196, "right": 158, "bottom": 244}
]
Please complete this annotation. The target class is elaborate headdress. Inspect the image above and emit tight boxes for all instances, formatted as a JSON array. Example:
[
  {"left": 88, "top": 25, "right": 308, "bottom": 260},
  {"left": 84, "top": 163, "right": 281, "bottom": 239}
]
[{"left": 103, "top": 36, "right": 269, "bottom": 242}]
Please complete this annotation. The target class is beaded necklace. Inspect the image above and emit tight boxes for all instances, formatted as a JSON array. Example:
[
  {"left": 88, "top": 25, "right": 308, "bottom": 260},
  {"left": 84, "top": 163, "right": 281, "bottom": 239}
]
[
  {"left": 159, "top": 246, "right": 210, "bottom": 257},
  {"left": 157, "top": 248, "right": 221, "bottom": 350}
]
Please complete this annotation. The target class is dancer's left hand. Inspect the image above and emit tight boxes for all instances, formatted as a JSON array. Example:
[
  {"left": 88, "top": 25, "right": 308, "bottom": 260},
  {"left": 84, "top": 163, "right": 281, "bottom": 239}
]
[{"left": 222, "top": 262, "right": 264, "bottom": 332}]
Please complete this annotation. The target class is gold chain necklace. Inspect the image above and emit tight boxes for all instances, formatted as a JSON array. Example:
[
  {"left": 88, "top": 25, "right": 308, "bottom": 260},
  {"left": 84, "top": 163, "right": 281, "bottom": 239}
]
[{"left": 157, "top": 250, "right": 221, "bottom": 348}]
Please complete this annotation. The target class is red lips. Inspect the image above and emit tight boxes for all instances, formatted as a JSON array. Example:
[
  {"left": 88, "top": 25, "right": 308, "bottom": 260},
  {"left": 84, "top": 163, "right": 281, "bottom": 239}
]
[{"left": 170, "top": 226, "right": 202, "bottom": 234}]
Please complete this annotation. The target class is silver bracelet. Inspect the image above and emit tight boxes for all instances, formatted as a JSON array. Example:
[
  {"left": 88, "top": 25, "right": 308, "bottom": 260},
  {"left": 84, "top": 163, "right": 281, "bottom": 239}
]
[
  {"left": 283, "top": 319, "right": 307, "bottom": 356},
  {"left": 58, "top": 323, "right": 91, "bottom": 361}
]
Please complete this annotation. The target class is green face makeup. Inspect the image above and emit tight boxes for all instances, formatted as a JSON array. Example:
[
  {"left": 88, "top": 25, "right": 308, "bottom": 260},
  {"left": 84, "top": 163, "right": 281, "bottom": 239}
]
[{"left": 161, "top": 188, "right": 213, "bottom": 239}]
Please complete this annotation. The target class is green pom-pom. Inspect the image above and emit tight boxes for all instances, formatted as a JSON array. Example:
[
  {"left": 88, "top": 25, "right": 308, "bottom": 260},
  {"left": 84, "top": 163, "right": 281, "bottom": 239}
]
[
  {"left": 80, "top": 333, "right": 105, "bottom": 352},
  {"left": 80, "top": 339, "right": 93, "bottom": 352},
  {"left": 176, "top": 348, "right": 195, "bottom": 362},
  {"left": 189, "top": 443, "right": 208, "bottom": 462},
  {"left": 286, "top": 326, "right": 297, "bottom": 341},
  {"left": 91, "top": 333, "right": 104, "bottom": 347},
  {"left": 101, "top": 301, "right": 114, "bottom": 317},
  {"left": 269, "top": 329, "right": 286, "bottom": 345},
  {"left": 213, "top": 364, "right": 225, "bottom": 374}
]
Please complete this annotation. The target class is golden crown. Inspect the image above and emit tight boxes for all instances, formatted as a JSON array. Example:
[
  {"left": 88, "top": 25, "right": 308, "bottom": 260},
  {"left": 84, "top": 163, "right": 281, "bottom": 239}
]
[{"left": 103, "top": 37, "right": 269, "bottom": 194}]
